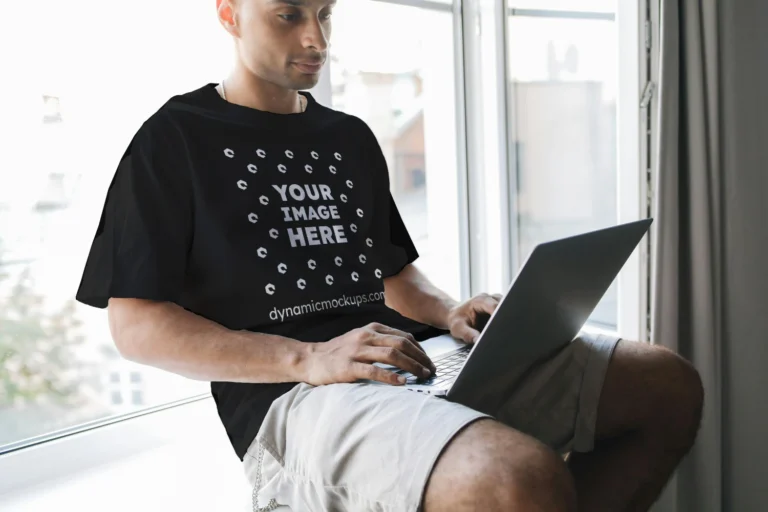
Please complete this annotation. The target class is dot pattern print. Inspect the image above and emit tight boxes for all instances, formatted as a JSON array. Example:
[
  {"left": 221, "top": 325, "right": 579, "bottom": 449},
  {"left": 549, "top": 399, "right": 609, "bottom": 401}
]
[{"left": 222, "top": 146, "right": 382, "bottom": 298}]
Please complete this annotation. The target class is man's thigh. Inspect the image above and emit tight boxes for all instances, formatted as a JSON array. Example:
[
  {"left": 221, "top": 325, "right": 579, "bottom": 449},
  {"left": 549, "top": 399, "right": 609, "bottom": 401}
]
[
  {"left": 244, "top": 381, "right": 490, "bottom": 512},
  {"left": 493, "top": 331, "right": 621, "bottom": 454}
]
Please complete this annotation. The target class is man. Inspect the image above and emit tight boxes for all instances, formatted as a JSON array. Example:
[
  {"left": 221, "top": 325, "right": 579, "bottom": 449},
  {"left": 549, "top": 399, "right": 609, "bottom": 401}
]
[{"left": 75, "top": 0, "right": 704, "bottom": 510}]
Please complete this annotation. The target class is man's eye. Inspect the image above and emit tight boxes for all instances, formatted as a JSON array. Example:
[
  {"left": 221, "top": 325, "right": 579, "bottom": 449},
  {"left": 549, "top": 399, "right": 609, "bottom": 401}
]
[{"left": 279, "top": 14, "right": 298, "bottom": 22}]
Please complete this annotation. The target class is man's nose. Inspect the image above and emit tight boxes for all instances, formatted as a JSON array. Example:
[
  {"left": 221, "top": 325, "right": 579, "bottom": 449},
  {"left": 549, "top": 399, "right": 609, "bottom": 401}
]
[{"left": 302, "top": 19, "right": 330, "bottom": 53}]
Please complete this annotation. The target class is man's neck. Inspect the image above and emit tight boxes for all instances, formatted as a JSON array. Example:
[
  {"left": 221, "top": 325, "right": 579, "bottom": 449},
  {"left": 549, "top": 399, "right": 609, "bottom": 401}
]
[{"left": 223, "top": 68, "right": 304, "bottom": 114}]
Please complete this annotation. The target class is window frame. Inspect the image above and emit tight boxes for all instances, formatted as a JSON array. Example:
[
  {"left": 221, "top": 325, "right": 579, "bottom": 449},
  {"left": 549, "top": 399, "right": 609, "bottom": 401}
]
[
  {"left": 616, "top": 0, "right": 651, "bottom": 343},
  {"left": 463, "top": 0, "right": 648, "bottom": 340}
]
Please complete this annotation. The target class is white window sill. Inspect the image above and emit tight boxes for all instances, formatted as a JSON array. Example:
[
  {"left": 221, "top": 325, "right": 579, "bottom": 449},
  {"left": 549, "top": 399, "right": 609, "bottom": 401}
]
[
  {"left": 581, "top": 322, "right": 622, "bottom": 339},
  {"left": 0, "top": 396, "right": 251, "bottom": 512}
]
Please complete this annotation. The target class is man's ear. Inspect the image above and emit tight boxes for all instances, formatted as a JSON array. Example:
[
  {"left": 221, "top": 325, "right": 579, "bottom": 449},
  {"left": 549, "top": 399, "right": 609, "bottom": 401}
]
[{"left": 216, "top": 0, "right": 239, "bottom": 37}]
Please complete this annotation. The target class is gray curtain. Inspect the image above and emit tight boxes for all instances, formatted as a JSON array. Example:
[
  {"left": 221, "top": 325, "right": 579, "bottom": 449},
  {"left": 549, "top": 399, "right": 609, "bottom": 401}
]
[{"left": 652, "top": 1, "right": 768, "bottom": 511}]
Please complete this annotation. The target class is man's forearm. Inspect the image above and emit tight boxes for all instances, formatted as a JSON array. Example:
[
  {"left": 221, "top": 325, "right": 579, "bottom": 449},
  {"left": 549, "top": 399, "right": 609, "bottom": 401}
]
[
  {"left": 383, "top": 264, "right": 459, "bottom": 330},
  {"left": 108, "top": 299, "right": 310, "bottom": 384}
]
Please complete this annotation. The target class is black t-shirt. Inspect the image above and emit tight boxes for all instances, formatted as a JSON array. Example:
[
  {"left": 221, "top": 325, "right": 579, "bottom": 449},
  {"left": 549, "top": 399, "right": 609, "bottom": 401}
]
[{"left": 75, "top": 83, "right": 447, "bottom": 461}]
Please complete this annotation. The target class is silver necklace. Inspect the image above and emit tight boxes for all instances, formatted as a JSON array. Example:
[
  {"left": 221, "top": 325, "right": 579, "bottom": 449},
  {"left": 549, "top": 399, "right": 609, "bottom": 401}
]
[{"left": 219, "top": 80, "right": 306, "bottom": 112}]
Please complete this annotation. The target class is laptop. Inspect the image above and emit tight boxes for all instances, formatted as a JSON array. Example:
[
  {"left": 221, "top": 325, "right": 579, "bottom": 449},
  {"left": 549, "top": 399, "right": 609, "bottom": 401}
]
[{"left": 362, "top": 218, "right": 653, "bottom": 415}]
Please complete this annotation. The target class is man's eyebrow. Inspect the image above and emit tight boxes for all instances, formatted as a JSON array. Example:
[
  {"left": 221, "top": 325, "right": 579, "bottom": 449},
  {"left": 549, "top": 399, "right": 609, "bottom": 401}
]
[
  {"left": 268, "top": 0, "right": 303, "bottom": 5},
  {"left": 268, "top": 0, "right": 337, "bottom": 6}
]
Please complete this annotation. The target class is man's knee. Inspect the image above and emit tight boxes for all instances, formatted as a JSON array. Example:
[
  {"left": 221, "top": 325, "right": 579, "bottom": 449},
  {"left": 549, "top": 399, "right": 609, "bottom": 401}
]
[
  {"left": 423, "top": 419, "right": 576, "bottom": 512},
  {"left": 602, "top": 341, "right": 704, "bottom": 446},
  {"left": 660, "top": 349, "right": 704, "bottom": 444}
]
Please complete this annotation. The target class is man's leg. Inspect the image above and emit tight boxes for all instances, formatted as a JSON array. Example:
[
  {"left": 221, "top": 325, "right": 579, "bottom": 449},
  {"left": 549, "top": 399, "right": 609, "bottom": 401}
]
[
  {"left": 567, "top": 340, "right": 704, "bottom": 511},
  {"left": 246, "top": 380, "right": 577, "bottom": 512},
  {"left": 423, "top": 418, "right": 577, "bottom": 512}
]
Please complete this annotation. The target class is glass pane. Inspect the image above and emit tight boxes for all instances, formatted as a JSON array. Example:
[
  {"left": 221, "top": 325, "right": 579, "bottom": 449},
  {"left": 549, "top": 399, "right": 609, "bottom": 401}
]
[
  {"left": 331, "top": 0, "right": 462, "bottom": 300},
  {"left": 0, "top": 0, "right": 229, "bottom": 451},
  {"left": 131, "top": 390, "right": 144, "bottom": 406},
  {"left": 506, "top": 4, "right": 619, "bottom": 329}
]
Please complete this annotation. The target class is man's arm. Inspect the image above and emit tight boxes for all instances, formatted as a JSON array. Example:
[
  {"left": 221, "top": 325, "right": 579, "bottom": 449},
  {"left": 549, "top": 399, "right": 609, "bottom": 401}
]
[
  {"left": 383, "top": 264, "right": 459, "bottom": 330},
  {"left": 107, "top": 298, "right": 436, "bottom": 386},
  {"left": 108, "top": 298, "right": 310, "bottom": 383}
]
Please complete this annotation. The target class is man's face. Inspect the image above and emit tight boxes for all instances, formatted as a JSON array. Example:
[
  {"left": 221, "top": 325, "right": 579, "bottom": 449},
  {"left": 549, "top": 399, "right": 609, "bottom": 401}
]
[{"left": 225, "top": 0, "right": 335, "bottom": 91}]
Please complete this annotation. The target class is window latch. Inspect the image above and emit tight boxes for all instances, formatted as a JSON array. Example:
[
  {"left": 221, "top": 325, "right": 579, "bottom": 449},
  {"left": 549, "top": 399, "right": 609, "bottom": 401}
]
[{"left": 640, "top": 81, "right": 655, "bottom": 109}]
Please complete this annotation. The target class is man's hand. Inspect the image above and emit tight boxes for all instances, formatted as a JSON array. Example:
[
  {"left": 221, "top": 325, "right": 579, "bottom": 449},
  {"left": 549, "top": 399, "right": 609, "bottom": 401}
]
[
  {"left": 302, "top": 323, "right": 436, "bottom": 387},
  {"left": 447, "top": 293, "right": 503, "bottom": 344}
]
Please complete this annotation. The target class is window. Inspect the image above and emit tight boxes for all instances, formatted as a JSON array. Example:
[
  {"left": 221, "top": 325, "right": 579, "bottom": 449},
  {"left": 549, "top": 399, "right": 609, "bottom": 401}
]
[
  {"left": 0, "top": 0, "right": 467, "bottom": 456},
  {"left": 0, "top": 0, "right": 231, "bottom": 452},
  {"left": 131, "top": 390, "right": 144, "bottom": 406},
  {"left": 0, "top": 0, "right": 647, "bottom": 468},
  {"left": 506, "top": 0, "right": 624, "bottom": 330},
  {"left": 330, "top": 0, "right": 463, "bottom": 300},
  {"left": 462, "top": 0, "right": 643, "bottom": 335}
]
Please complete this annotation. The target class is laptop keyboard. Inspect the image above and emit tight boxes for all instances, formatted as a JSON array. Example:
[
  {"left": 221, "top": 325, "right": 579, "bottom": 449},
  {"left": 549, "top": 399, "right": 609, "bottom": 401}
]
[{"left": 397, "top": 345, "right": 471, "bottom": 385}]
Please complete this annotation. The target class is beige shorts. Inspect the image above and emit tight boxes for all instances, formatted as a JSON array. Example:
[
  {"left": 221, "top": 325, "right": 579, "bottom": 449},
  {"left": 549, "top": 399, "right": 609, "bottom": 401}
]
[{"left": 243, "top": 331, "right": 620, "bottom": 512}]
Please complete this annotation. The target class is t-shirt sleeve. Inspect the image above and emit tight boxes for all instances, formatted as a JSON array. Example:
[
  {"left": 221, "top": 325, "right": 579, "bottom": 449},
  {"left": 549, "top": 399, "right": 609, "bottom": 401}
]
[
  {"left": 361, "top": 122, "right": 420, "bottom": 278},
  {"left": 76, "top": 116, "right": 193, "bottom": 309}
]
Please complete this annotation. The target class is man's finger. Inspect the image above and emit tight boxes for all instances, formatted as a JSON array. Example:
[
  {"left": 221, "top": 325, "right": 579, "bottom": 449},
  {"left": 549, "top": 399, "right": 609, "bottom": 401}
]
[
  {"left": 454, "top": 322, "right": 481, "bottom": 344},
  {"left": 372, "top": 334, "right": 434, "bottom": 370},
  {"left": 352, "top": 362, "right": 405, "bottom": 386},
  {"left": 357, "top": 345, "right": 428, "bottom": 378},
  {"left": 369, "top": 323, "right": 426, "bottom": 354},
  {"left": 474, "top": 297, "right": 499, "bottom": 316},
  {"left": 491, "top": 293, "right": 503, "bottom": 302}
]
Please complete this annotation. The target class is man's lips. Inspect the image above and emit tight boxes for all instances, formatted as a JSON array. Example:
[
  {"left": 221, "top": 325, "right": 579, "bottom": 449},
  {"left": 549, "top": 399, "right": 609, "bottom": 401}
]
[{"left": 293, "top": 61, "right": 324, "bottom": 74}]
